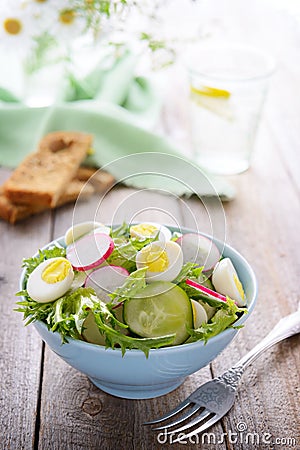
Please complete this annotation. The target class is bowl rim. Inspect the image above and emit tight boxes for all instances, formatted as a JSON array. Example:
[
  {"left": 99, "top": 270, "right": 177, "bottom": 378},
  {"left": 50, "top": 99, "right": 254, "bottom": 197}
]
[{"left": 21, "top": 224, "right": 258, "bottom": 356}]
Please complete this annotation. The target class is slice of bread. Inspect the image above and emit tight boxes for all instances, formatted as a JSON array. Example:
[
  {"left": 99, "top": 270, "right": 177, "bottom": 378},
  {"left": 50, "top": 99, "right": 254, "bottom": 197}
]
[
  {"left": 3, "top": 131, "right": 92, "bottom": 207},
  {"left": 38, "top": 131, "right": 92, "bottom": 154},
  {"left": 0, "top": 180, "right": 94, "bottom": 224},
  {"left": 56, "top": 179, "right": 95, "bottom": 205},
  {"left": 76, "top": 166, "right": 115, "bottom": 192}
]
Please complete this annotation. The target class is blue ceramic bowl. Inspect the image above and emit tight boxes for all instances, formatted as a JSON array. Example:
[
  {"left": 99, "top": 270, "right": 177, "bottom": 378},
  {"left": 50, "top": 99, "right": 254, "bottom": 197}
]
[{"left": 21, "top": 227, "right": 257, "bottom": 399}]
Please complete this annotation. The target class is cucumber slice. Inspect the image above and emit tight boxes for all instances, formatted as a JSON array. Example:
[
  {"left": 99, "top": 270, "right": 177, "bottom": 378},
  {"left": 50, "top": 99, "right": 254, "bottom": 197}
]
[
  {"left": 82, "top": 312, "right": 106, "bottom": 346},
  {"left": 123, "top": 281, "right": 193, "bottom": 345},
  {"left": 82, "top": 304, "right": 129, "bottom": 346}
]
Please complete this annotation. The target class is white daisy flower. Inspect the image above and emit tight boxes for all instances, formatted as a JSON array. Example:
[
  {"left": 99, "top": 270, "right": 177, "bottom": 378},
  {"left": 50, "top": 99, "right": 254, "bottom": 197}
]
[
  {"left": 19, "top": 1, "right": 86, "bottom": 44},
  {"left": 21, "top": 0, "right": 55, "bottom": 31},
  {"left": 0, "top": 2, "right": 37, "bottom": 55},
  {"left": 41, "top": 1, "right": 86, "bottom": 44}
]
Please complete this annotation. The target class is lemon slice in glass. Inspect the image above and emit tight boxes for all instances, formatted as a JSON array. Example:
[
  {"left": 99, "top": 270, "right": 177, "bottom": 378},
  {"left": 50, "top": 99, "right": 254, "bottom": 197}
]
[
  {"left": 190, "top": 85, "right": 234, "bottom": 121},
  {"left": 191, "top": 85, "right": 231, "bottom": 98}
]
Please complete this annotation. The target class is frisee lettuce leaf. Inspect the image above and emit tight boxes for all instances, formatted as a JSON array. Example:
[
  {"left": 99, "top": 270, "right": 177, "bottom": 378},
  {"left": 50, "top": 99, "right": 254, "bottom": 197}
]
[
  {"left": 178, "top": 279, "right": 231, "bottom": 309},
  {"left": 92, "top": 303, "right": 175, "bottom": 357},
  {"left": 187, "top": 297, "right": 247, "bottom": 343},
  {"left": 110, "top": 222, "right": 129, "bottom": 238},
  {"left": 16, "top": 286, "right": 175, "bottom": 356},
  {"left": 16, "top": 287, "right": 98, "bottom": 341},
  {"left": 108, "top": 267, "right": 147, "bottom": 305},
  {"left": 172, "top": 262, "right": 203, "bottom": 284},
  {"left": 106, "top": 235, "right": 157, "bottom": 272},
  {"left": 17, "top": 246, "right": 175, "bottom": 356},
  {"left": 52, "top": 287, "right": 97, "bottom": 336}
]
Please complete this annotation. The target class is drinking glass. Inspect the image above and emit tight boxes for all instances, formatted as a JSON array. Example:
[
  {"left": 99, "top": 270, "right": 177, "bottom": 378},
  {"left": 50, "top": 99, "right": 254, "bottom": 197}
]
[{"left": 187, "top": 44, "right": 276, "bottom": 175}]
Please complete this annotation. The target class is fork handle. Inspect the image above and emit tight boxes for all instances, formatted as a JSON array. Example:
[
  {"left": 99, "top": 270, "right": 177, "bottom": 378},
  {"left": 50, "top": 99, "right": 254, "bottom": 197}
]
[{"left": 234, "top": 306, "right": 300, "bottom": 371}]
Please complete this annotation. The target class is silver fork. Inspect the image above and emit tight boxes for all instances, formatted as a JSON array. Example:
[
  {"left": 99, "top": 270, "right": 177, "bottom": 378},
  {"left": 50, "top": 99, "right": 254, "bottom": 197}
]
[{"left": 144, "top": 305, "right": 300, "bottom": 443}]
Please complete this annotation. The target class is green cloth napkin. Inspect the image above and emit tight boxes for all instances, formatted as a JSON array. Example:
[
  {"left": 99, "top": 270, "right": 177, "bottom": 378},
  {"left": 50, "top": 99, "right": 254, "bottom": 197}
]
[{"left": 0, "top": 51, "right": 235, "bottom": 200}]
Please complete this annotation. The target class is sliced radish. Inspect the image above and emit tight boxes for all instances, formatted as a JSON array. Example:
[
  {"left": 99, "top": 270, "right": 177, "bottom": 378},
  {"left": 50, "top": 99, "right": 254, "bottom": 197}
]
[
  {"left": 85, "top": 265, "right": 129, "bottom": 303},
  {"left": 177, "top": 233, "right": 220, "bottom": 272},
  {"left": 66, "top": 233, "right": 114, "bottom": 271},
  {"left": 186, "top": 278, "right": 227, "bottom": 302}
]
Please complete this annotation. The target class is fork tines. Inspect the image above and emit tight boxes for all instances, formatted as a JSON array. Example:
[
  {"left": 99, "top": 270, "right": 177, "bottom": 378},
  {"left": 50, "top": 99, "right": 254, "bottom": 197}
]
[
  {"left": 143, "top": 396, "right": 218, "bottom": 443},
  {"left": 143, "top": 397, "right": 191, "bottom": 426}
]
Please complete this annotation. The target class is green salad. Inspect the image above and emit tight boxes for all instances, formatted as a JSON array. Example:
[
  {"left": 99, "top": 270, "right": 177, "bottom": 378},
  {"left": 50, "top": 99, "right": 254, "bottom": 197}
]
[{"left": 16, "top": 221, "right": 247, "bottom": 357}]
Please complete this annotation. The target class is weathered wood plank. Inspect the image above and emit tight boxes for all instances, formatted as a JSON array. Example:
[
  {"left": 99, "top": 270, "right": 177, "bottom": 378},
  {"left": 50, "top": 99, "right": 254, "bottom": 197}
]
[
  {"left": 37, "top": 354, "right": 220, "bottom": 450},
  {"left": 0, "top": 168, "right": 52, "bottom": 450}
]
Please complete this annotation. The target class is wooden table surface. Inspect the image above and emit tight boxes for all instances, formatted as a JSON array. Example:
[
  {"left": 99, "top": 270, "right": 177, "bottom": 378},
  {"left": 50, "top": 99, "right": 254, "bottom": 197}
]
[{"left": 1, "top": 4, "right": 300, "bottom": 450}]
